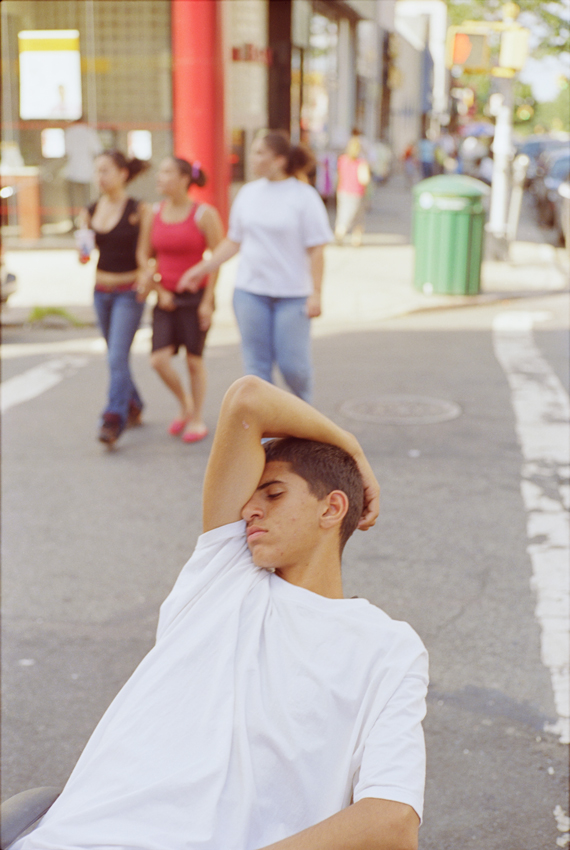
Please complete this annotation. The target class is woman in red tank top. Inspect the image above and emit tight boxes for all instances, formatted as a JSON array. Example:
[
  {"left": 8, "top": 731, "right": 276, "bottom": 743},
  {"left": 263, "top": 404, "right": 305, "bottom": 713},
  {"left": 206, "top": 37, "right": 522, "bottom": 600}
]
[{"left": 138, "top": 158, "right": 224, "bottom": 442}]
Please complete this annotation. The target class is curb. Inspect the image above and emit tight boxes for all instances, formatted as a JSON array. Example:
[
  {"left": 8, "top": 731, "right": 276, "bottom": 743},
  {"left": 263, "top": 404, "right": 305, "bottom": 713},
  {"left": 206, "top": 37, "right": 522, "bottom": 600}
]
[{"left": 2, "top": 287, "right": 568, "bottom": 331}]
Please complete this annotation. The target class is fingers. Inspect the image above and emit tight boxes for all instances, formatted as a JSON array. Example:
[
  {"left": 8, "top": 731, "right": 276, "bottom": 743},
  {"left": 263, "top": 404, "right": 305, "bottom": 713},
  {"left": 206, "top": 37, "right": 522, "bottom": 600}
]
[
  {"left": 358, "top": 488, "right": 380, "bottom": 530},
  {"left": 353, "top": 451, "right": 380, "bottom": 531}
]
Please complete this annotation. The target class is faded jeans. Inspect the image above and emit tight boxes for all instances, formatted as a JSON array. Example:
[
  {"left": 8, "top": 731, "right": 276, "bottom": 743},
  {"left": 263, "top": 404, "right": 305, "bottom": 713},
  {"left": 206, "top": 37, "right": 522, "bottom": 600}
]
[
  {"left": 93, "top": 289, "right": 145, "bottom": 429},
  {"left": 233, "top": 289, "right": 313, "bottom": 403}
]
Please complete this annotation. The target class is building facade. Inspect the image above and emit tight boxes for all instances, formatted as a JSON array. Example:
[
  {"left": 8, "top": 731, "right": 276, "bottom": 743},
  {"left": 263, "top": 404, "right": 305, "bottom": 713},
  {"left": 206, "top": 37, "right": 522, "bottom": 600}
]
[{"left": 1, "top": 0, "right": 398, "bottom": 234}]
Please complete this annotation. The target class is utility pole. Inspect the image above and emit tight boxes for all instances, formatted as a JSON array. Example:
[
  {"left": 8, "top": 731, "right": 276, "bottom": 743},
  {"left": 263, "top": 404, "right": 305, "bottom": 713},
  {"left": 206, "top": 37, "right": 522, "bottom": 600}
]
[
  {"left": 486, "top": 2, "right": 524, "bottom": 259},
  {"left": 487, "top": 79, "right": 514, "bottom": 258}
]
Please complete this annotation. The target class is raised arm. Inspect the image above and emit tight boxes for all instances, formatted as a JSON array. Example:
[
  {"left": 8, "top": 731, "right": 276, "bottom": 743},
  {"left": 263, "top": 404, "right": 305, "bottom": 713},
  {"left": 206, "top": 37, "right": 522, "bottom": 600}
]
[{"left": 202, "top": 376, "right": 379, "bottom": 533}]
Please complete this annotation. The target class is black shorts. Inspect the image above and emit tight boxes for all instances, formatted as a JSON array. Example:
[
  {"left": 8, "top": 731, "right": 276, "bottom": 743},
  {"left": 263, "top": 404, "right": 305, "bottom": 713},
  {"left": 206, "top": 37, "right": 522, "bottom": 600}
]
[{"left": 152, "top": 291, "right": 208, "bottom": 356}]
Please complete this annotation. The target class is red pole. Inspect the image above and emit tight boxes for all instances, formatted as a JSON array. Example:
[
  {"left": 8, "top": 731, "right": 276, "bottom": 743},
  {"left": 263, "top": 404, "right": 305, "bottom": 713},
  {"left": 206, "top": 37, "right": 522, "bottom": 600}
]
[{"left": 171, "top": 0, "right": 228, "bottom": 226}]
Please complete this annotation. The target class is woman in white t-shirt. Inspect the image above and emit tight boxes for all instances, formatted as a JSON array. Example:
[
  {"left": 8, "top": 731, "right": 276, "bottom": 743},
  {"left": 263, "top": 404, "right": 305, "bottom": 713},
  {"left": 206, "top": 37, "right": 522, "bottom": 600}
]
[{"left": 179, "top": 131, "right": 333, "bottom": 402}]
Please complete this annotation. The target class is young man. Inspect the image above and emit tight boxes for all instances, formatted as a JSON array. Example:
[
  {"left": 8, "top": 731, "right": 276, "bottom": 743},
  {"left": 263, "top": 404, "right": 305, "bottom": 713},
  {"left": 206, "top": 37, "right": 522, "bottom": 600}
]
[{"left": 14, "top": 377, "right": 428, "bottom": 850}]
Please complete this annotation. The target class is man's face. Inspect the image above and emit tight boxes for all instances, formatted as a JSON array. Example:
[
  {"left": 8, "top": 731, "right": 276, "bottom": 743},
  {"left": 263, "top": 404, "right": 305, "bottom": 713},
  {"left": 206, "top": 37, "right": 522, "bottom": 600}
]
[{"left": 241, "top": 461, "right": 325, "bottom": 571}]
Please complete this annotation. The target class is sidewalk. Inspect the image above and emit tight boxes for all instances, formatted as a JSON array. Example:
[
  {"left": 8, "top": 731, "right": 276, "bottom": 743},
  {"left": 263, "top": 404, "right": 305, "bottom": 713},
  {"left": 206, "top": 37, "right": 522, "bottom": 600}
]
[{"left": 2, "top": 175, "right": 568, "bottom": 344}]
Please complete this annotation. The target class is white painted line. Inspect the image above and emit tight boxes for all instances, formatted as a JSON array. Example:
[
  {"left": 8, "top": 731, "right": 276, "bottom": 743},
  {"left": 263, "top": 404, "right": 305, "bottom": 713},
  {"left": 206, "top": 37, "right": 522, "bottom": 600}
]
[
  {"left": 0, "top": 337, "right": 107, "bottom": 359},
  {"left": 493, "top": 311, "right": 570, "bottom": 744},
  {"left": 1, "top": 356, "right": 88, "bottom": 413}
]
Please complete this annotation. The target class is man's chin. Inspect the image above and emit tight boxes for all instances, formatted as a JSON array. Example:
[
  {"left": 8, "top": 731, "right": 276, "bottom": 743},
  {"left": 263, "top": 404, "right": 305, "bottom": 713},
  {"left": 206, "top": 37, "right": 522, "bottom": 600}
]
[
  {"left": 249, "top": 546, "right": 277, "bottom": 573},
  {"left": 251, "top": 553, "right": 277, "bottom": 573}
]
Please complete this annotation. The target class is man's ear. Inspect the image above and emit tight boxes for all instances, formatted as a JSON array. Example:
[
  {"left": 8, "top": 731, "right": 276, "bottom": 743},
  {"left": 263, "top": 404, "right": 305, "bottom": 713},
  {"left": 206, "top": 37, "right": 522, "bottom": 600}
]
[{"left": 319, "top": 490, "right": 349, "bottom": 531}]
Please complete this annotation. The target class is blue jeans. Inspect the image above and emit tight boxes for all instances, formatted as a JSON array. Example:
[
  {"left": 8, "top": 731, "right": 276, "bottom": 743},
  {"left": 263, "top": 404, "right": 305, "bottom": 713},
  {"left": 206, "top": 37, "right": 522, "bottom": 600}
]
[
  {"left": 93, "top": 289, "right": 145, "bottom": 428},
  {"left": 233, "top": 289, "right": 313, "bottom": 402}
]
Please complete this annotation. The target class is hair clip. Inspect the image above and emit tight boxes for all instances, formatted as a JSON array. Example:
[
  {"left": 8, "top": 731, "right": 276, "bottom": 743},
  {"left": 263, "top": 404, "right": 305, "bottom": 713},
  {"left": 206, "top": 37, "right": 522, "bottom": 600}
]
[{"left": 192, "top": 161, "right": 201, "bottom": 179}]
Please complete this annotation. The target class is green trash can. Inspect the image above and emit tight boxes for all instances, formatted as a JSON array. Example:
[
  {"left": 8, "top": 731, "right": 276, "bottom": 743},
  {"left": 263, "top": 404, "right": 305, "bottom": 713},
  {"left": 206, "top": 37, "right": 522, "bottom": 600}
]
[{"left": 413, "top": 175, "right": 489, "bottom": 295}]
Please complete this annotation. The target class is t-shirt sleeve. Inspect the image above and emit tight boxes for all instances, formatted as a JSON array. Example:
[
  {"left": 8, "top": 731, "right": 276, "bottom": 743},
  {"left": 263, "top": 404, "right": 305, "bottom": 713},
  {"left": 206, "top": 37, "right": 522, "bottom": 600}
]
[
  {"left": 352, "top": 642, "right": 428, "bottom": 821},
  {"left": 228, "top": 187, "right": 245, "bottom": 243},
  {"left": 301, "top": 186, "right": 333, "bottom": 247},
  {"left": 155, "top": 520, "right": 250, "bottom": 641}
]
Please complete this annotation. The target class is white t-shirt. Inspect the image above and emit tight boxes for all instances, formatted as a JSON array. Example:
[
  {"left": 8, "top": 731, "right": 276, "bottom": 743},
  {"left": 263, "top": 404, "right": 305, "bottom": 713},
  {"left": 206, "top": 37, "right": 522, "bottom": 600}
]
[
  {"left": 64, "top": 123, "right": 102, "bottom": 183},
  {"left": 16, "top": 521, "right": 428, "bottom": 850},
  {"left": 228, "top": 177, "right": 333, "bottom": 298}
]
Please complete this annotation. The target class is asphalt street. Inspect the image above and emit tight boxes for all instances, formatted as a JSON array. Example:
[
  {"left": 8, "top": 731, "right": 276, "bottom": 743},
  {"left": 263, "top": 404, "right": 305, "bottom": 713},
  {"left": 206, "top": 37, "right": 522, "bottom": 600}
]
[{"left": 2, "top": 288, "right": 569, "bottom": 849}]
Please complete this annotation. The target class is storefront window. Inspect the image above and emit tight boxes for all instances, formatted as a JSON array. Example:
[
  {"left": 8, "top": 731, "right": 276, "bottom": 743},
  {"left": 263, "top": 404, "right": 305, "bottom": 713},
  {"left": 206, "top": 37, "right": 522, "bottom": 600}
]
[{"left": 1, "top": 0, "right": 171, "bottom": 234}]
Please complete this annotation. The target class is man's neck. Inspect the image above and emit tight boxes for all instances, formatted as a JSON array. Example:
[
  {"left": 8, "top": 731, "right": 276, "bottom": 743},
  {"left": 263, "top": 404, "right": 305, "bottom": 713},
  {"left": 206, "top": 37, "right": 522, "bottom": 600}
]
[{"left": 276, "top": 553, "right": 344, "bottom": 599}]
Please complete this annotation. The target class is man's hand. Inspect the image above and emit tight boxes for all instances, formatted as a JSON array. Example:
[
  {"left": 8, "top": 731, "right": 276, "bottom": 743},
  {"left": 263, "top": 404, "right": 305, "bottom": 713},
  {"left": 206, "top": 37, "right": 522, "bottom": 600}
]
[{"left": 353, "top": 449, "right": 380, "bottom": 530}]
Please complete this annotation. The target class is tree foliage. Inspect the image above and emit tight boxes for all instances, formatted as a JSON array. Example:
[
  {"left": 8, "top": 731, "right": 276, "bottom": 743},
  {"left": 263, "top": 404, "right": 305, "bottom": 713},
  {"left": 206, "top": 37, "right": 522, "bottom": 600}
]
[{"left": 445, "top": 0, "right": 570, "bottom": 56}]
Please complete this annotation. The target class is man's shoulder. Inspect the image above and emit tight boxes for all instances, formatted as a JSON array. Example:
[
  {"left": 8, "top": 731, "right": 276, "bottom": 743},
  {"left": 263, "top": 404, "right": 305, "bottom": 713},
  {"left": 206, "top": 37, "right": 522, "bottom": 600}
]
[
  {"left": 195, "top": 519, "right": 247, "bottom": 550},
  {"left": 347, "top": 601, "right": 427, "bottom": 660}
]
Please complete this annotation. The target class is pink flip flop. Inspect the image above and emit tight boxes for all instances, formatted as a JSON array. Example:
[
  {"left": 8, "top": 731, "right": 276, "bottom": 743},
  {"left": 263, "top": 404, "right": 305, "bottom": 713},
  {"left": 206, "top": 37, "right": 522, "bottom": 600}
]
[
  {"left": 168, "top": 418, "right": 189, "bottom": 436},
  {"left": 182, "top": 426, "right": 209, "bottom": 444}
]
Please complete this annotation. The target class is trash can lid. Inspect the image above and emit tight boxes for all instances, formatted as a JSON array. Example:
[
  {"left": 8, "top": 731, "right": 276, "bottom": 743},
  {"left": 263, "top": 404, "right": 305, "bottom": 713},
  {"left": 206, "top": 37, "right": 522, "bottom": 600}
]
[{"left": 413, "top": 174, "right": 490, "bottom": 198}]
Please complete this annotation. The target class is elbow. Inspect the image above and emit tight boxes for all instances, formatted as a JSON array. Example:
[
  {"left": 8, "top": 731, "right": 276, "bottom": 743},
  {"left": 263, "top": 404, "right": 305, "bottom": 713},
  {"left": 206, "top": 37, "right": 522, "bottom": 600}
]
[
  {"left": 222, "top": 375, "right": 267, "bottom": 420},
  {"left": 357, "top": 799, "right": 419, "bottom": 850}
]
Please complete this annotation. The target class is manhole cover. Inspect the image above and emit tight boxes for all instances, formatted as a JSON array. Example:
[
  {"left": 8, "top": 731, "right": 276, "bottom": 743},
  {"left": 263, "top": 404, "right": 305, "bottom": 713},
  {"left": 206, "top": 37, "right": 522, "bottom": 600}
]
[{"left": 340, "top": 395, "right": 462, "bottom": 425}]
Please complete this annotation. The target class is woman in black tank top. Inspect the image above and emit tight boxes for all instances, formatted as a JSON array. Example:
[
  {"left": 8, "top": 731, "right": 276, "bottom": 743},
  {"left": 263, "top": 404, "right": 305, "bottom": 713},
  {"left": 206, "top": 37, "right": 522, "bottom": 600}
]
[{"left": 79, "top": 149, "right": 152, "bottom": 446}]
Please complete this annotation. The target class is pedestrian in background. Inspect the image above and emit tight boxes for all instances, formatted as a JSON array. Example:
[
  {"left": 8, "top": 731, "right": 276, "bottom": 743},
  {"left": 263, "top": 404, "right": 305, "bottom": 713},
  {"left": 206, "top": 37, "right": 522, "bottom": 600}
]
[
  {"left": 64, "top": 117, "right": 102, "bottom": 228},
  {"left": 334, "top": 135, "right": 371, "bottom": 247},
  {"left": 179, "top": 130, "right": 332, "bottom": 404},
  {"left": 137, "top": 157, "right": 224, "bottom": 443},
  {"left": 402, "top": 142, "right": 417, "bottom": 186},
  {"left": 80, "top": 149, "right": 151, "bottom": 446},
  {"left": 417, "top": 133, "right": 436, "bottom": 179}
]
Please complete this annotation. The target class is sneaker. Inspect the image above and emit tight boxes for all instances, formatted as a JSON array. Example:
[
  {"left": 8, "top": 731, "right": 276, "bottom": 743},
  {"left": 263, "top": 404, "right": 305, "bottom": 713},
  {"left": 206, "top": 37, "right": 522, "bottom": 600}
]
[
  {"left": 126, "top": 400, "right": 143, "bottom": 428},
  {"left": 98, "top": 412, "right": 122, "bottom": 445}
]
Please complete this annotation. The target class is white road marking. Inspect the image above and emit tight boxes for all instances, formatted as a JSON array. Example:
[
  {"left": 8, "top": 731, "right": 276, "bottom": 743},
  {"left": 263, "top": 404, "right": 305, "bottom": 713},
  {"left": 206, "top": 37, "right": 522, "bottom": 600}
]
[
  {"left": 493, "top": 311, "right": 570, "bottom": 744},
  {"left": 0, "top": 327, "right": 153, "bottom": 360},
  {"left": 1, "top": 356, "right": 88, "bottom": 413}
]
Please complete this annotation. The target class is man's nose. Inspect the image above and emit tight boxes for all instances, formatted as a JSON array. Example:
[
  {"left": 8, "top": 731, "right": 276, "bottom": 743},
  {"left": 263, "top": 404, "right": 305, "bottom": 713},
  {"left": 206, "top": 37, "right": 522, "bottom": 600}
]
[{"left": 241, "top": 497, "right": 263, "bottom": 522}]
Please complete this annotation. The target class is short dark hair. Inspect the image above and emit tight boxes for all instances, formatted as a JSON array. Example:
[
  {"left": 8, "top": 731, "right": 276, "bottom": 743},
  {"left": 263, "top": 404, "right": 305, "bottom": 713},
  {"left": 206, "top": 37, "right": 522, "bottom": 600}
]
[{"left": 263, "top": 438, "right": 364, "bottom": 551}]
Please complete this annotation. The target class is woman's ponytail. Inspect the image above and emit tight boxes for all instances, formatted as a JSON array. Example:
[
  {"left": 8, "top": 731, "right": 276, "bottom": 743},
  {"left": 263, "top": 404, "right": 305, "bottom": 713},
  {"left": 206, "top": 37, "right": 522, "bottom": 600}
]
[
  {"left": 98, "top": 149, "right": 150, "bottom": 183},
  {"left": 172, "top": 157, "right": 207, "bottom": 188}
]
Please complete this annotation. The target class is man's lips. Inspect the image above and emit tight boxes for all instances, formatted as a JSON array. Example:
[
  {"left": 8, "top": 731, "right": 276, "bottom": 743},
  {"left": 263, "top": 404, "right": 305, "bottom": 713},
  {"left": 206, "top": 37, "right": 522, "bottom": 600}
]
[{"left": 246, "top": 527, "right": 267, "bottom": 543}]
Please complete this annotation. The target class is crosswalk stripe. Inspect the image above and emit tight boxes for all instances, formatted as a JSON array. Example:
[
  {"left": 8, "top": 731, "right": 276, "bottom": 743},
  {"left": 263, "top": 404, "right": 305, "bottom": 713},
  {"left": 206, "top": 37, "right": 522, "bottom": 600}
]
[{"left": 1, "top": 356, "right": 88, "bottom": 413}]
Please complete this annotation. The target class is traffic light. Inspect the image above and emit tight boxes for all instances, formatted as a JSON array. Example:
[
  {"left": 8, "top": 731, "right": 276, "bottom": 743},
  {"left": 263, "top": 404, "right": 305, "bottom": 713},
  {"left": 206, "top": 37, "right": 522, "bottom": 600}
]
[{"left": 446, "top": 27, "right": 490, "bottom": 72}]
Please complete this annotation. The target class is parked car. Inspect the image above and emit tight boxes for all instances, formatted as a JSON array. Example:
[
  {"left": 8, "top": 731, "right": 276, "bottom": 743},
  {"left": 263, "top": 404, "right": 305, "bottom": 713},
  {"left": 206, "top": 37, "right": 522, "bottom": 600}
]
[
  {"left": 0, "top": 248, "right": 17, "bottom": 304},
  {"left": 532, "top": 149, "right": 570, "bottom": 227}
]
